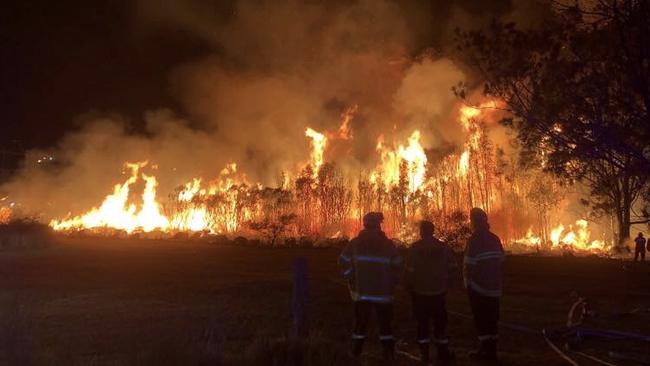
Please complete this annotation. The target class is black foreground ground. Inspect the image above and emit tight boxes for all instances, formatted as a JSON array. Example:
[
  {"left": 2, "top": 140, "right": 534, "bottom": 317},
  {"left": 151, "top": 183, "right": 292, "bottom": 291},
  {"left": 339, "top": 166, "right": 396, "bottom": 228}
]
[{"left": 0, "top": 237, "right": 648, "bottom": 366}]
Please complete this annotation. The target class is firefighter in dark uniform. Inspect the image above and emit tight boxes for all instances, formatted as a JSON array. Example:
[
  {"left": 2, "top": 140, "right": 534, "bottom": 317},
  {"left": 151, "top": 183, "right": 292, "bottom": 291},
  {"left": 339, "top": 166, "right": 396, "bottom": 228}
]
[
  {"left": 339, "top": 212, "right": 402, "bottom": 361},
  {"left": 634, "top": 232, "right": 646, "bottom": 261},
  {"left": 464, "top": 207, "right": 504, "bottom": 362},
  {"left": 405, "top": 220, "right": 456, "bottom": 363}
]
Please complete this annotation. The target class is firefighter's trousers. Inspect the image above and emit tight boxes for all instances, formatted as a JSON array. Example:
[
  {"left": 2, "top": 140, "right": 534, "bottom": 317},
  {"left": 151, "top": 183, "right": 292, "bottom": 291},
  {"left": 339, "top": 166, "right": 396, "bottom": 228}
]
[
  {"left": 468, "top": 288, "right": 500, "bottom": 342},
  {"left": 353, "top": 301, "right": 393, "bottom": 341},
  {"left": 411, "top": 292, "right": 449, "bottom": 345}
]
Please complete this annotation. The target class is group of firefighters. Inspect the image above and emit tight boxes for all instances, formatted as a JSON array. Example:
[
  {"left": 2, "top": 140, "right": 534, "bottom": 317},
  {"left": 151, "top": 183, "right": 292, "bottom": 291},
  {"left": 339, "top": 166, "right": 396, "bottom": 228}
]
[{"left": 339, "top": 208, "right": 504, "bottom": 364}]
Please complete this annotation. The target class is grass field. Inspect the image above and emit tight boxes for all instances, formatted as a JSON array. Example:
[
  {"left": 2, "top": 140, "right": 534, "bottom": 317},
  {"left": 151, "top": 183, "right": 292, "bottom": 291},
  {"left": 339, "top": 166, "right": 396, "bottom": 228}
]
[{"left": 0, "top": 236, "right": 648, "bottom": 365}]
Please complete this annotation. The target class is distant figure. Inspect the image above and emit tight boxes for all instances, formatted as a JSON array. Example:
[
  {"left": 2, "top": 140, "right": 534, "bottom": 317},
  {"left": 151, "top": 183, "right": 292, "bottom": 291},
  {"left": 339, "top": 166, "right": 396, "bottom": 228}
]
[
  {"left": 339, "top": 212, "right": 402, "bottom": 361},
  {"left": 634, "top": 232, "right": 646, "bottom": 261},
  {"left": 405, "top": 220, "right": 456, "bottom": 363},
  {"left": 464, "top": 208, "right": 504, "bottom": 362}
]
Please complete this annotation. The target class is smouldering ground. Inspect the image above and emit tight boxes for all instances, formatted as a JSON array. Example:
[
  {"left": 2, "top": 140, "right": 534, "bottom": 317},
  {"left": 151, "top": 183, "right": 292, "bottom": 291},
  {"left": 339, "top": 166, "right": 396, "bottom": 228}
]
[{"left": 0, "top": 237, "right": 648, "bottom": 365}]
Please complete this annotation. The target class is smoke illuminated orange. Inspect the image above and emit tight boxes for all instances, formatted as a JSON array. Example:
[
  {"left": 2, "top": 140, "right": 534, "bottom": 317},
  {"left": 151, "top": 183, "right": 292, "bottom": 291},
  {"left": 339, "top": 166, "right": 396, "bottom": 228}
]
[{"left": 47, "top": 99, "right": 612, "bottom": 255}]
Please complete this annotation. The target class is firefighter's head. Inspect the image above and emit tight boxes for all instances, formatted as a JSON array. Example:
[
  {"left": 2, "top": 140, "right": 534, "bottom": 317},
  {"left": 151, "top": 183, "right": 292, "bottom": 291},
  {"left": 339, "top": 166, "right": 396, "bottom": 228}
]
[
  {"left": 419, "top": 220, "right": 434, "bottom": 239},
  {"left": 638, "top": 232, "right": 644, "bottom": 238},
  {"left": 469, "top": 207, "right": 489, "bottom": 231},
  {"left": 362, "top": 212, "right": 384, "bottom": 230}
]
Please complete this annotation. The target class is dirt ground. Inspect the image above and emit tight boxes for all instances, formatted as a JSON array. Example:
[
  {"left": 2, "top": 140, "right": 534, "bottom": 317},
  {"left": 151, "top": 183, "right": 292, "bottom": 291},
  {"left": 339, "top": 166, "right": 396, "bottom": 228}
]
[{"left": 0, "top": 236, "right": 648, "bottom": 365}]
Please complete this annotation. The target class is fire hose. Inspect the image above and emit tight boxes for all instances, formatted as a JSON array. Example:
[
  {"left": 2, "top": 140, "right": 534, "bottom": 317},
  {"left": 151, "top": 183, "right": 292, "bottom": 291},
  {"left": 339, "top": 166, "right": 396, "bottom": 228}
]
[
  {"left": 332, "top": 279, "right": 644, "bottom": 364},
  {"left": 542, "top": 328, "right": 580, "bottom": 366},
  {"left": 447, "top": 310, "right": 584, "bottom": 365},
  {"left": 447, "top": 306, "right": 639, "bottom": 366}
]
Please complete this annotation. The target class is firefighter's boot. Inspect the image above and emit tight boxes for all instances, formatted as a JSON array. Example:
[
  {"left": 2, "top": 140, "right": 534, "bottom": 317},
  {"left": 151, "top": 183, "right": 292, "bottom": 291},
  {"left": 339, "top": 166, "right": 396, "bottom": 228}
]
[{"left": 351, "top": 338, "right": 364, "bottom": 358}]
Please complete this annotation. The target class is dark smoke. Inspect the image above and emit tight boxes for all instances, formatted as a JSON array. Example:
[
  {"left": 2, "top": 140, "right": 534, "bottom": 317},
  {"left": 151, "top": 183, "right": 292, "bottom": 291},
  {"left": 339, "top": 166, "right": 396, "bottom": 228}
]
[{"left": 2, "top": 0, "right": 550, "bottom": 220}]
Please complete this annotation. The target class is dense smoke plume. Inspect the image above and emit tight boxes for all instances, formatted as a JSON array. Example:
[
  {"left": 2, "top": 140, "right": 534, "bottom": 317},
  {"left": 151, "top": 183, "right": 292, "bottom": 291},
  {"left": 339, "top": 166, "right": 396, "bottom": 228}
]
[{"left": 3, "top": 0, "right": 542, "bottom": 220}]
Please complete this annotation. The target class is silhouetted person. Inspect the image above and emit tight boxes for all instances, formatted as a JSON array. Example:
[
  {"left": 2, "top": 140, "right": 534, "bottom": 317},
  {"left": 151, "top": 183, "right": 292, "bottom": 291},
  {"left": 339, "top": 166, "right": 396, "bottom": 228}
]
[
  {"left": 634, "top": 232, "right": 646, "bottom": 261},
  {"left": 464, "top": 208, "right": 504, "bottom": 362},
  {"left": 405, "top": 220, "right": 456, "bottom": 363},
  {"left": 339, "top": 212, "right": 402, "bottom": 361}
]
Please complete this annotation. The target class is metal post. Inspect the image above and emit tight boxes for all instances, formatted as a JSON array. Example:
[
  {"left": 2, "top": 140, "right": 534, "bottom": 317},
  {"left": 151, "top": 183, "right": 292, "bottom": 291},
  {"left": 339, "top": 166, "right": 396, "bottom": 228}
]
[{"left": 291, "top": 256, "right": 309, "bottom": 338}]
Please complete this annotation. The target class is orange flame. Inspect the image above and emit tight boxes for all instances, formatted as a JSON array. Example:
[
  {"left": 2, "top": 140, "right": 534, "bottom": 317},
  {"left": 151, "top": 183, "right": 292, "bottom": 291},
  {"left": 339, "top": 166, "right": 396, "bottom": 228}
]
[
  {"left": 0, "top": 207, "right": 11, "bottom": 225},
  {"left": 50, "top": 162, "right": 169, "bottom": 233},
  {"left": 550, "top": 220, "right": 607, "bottom": 252},
  {"left": 514, "top": 220, "right": 609, "bottom": 254},
  {"left": 516, "top": 227, "right": 543, "bottom": 247},
  {"left": 338, "top": 105, "right": 357, "bottom": 140},
  {"left": 46, "top": 97, "right": 613, "bottom": 255},
  {"left": 305, "top": 127, "right": 327, "bottom": 178},
  {"left": 372, "top": 130, "right": 427, "bottom": 193}
]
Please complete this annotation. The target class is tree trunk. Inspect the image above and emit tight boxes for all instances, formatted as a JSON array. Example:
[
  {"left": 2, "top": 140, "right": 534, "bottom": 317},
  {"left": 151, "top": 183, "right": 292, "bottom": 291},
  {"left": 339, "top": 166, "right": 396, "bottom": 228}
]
[
  {"left": 617, "top": 213, "right": 631, "bottom": 249},
  {"left": 615, "top": 175, "right": 633, "bottom": 249}
]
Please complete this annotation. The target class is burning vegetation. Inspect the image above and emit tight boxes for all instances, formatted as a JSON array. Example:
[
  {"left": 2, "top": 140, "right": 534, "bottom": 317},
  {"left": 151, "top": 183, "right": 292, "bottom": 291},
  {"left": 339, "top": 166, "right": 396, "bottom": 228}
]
[
  {"left": 4, "top": 1, "right": 645, "bottom": 257},
  {"left": 45, "top": 102, "right": 608, "bottom": 254}
]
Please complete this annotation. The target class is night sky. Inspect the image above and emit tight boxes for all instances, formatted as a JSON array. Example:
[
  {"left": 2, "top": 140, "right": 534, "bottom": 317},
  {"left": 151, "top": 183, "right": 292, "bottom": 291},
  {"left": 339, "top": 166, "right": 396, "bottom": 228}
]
[
  {"left": 1, "top": 0, "right": 213, "bottom": 149},
  {"left": 1, "top": 0, "right": 520, "bottom": 151}
]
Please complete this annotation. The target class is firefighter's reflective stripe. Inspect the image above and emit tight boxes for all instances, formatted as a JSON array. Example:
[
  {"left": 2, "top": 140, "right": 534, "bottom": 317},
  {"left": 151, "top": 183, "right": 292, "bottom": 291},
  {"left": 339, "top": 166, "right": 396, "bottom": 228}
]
[
  {"left": 417, "top": 338, "right": 431, "bottom": 344},
  {"left": 339, "top": 254, "right": 353, "bottom": 278},
  {"left": 434, "top": 338, "right": 450, "bottom": 345},
  {"left": 468, "top": 280, "right": 502, "bottom": 297},
  {"left": 465, "top": 251, "right": 503, "bottom": 264},
  {"left": 355, "top": 255, "right": 391, "bottom": 264},
  {"left": 475, "top": 251, "right": 505, "bottom": 261},
  {"left": 351, "top": 292, "right": 393, "bottom": 303},
  {"left": 352, "top": 334, "right": 366, "bottom": 339},
  {"left": 379, "top": 335, "right": 395, "bottom": 341}
]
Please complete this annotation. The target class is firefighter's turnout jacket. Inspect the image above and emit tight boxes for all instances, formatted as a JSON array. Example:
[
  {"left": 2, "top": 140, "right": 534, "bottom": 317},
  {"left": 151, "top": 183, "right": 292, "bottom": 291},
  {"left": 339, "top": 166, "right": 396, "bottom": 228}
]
[
  {"left": 463, "top": 228, "right": 504, "bottom": 297},
  {"left": 406, "top": 237, "right": 455, "bottom": 295},
  {"left": 339, "top": 229, "right": 402, "bottom": 303}
]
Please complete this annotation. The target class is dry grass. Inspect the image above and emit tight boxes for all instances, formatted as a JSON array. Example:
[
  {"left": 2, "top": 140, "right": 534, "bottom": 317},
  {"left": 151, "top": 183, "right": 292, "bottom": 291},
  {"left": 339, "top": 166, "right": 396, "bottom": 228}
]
[
  {"left": 0, "top": 238, "right": 646, "bottom": 365},
  {"left": 0, "top": 296, "right": 36, "bottom": 365},
  {"left": 0, "top": 219, "right": 53, "bottom": 250}
]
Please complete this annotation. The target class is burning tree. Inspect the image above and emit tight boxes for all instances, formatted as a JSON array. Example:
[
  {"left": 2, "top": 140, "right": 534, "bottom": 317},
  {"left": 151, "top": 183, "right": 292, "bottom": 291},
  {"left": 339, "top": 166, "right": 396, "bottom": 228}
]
[
  {"left": 45, "top": 94, "right": 610, "bottom": 254},
  {"left": 315, "top": 163, "right": 353, "bottom": 235},
  {"left": 457, "top": 0, "right": 650, "bottom": 247},
  {"left": 249, "top": 213, "right": 297, "bottom": 246}
]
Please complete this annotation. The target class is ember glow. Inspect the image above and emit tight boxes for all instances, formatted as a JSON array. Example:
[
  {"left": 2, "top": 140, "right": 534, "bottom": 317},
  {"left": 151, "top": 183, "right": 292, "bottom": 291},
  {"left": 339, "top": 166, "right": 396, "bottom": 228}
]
[{"left": 0, "top": 207, "right": 11, "bottom": 225}]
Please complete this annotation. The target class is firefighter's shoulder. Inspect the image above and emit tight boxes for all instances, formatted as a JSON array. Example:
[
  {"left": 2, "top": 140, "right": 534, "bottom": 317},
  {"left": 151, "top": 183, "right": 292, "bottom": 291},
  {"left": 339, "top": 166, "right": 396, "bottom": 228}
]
[{"left": 409, "top": 240, "right": 428, "bottom": 254}]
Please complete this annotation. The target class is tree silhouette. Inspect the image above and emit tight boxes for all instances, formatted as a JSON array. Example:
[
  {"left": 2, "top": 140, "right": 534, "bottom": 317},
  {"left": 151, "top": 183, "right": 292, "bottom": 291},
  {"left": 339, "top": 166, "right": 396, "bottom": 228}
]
[{"left": 457, "top": 0, "right": 650, "bottom": 247}]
